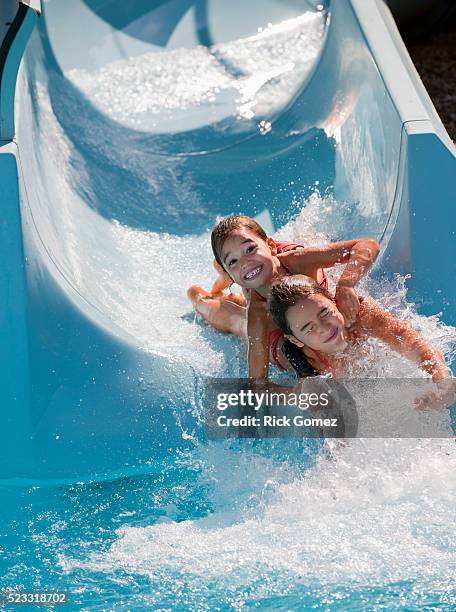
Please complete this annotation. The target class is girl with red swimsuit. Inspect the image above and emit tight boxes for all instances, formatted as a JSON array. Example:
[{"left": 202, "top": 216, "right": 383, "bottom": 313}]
[{"left": 268, "top": 275, "right": 455, "bottom": 410}]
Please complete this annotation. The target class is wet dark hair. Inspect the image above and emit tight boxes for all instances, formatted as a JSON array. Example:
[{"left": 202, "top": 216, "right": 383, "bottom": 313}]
[
  {"left": 281, "top": 340, "right": 319, "bottom": 377},
  {"left": 211, "top": 215, "right": 268, "bottom": 270},
  {"left": 268, "top": 275, "right": 334, "bottom": 335}
]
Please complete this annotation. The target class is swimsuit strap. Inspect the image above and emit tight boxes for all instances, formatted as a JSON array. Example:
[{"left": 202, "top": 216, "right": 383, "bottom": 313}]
[
  {"left": 307, "top": 349, "right": 335, "bottom": 375},
  {"left": 275, "top": 239, "right": 328, "bottom": 287},
  {"left": 320, "top": 269, "right": 328, "bottom": 289}
]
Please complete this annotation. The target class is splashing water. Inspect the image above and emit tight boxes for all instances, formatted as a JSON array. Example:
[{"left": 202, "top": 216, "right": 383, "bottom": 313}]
[
  {"left": 67, "top": 13, "right": 326, "bottom": 133},
  {"left": 2, "top": 436, "right": 454, "bottom": 609},
  {"left": 6, "top": 172, "right": 455, "bottom": 606},
  {"left": 6, "top": 6, "right": 456, "bottom": 610},
  {"left": 64, "top": 440, "right": 455, "bottom": 609}
]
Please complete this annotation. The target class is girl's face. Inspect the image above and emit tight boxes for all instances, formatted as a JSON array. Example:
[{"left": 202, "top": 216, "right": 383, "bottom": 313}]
[
  {"left": 286, "top": 294, "right": 348, "bottom": 354},
  {"left": 220, "top": 229, "right": 277, "bottom": 288}
]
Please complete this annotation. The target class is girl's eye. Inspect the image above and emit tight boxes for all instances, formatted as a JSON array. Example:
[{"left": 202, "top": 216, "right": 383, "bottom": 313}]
[
  {"left": 246, "top": 245, "right": 257, "bottom": 253},
  {"left": 228, "top": 258, "right": 237, "bottom": 268},
  {"left": 320, "top": 309, "right": 329, "bottom": 318}
]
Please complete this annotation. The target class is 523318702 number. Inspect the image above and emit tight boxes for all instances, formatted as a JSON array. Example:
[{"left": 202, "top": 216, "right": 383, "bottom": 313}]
[{"left": 0, "top": 592, "right": 69, "bottom": 606}]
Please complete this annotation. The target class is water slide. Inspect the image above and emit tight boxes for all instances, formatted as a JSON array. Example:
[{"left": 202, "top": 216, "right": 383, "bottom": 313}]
[{"left": 1, "top": 0, "right": 455, "bottom": 483}]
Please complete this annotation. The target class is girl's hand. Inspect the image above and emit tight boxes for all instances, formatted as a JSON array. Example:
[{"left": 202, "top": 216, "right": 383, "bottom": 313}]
[
  {"left": 335, "top": 284, "right": 360, "bottom": 327},
  {"left": 414, "top": 378, "right": 456, "bottom": 411}
]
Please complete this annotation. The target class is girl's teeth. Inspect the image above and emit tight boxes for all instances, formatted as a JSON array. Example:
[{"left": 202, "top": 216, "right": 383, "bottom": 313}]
[{"left": 246, "top": 267, "right": 260, "bottom": 279}]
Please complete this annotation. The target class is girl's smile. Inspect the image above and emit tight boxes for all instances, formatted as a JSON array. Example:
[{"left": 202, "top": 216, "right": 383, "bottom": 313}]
[
  {"left": 243, "top": 265, "right": 263, "bottom": 281},
  {"left": 323, "top": 326, "right": 339, "bottom": 344},
  {"left": 286, "top": 294, "right": 348, "bottom": 354}
]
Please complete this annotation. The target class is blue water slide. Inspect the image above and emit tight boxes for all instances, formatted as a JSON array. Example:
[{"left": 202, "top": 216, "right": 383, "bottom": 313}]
[{"left": 0, "top": 0, "right": 454, "bottom": 482}]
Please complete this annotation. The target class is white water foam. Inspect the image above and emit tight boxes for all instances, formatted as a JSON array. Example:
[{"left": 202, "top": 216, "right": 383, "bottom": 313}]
[
  {"left": 60, "top": 437, "right": 456, "bottom": 607},
  {"left": 67, "top": 12, "right": 325, "bottom": 133}
]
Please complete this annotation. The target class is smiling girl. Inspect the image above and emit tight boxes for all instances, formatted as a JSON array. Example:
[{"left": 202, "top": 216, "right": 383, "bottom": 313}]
[
  {"left": 187, "top": 215, "right": 379, "bottom": 382},
  {"left": 268, "top": 274, "right": 454, "bottom": 409}
]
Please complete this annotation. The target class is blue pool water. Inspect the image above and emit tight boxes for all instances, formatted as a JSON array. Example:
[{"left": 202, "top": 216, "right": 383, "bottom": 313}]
[
  {"left": 1, "top": 0, "right": 456, "bottom": 608},
  {"left": 1, "top": 436, "right": 456, "bottom": 609}
]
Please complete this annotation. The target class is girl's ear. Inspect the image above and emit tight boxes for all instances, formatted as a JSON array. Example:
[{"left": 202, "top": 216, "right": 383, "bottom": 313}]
[
  {"left": 284, "top": 333, "right": 305, "bottom": 348},
  {"left": 266, "top": 236, "right": 277, "bottom": 256}
]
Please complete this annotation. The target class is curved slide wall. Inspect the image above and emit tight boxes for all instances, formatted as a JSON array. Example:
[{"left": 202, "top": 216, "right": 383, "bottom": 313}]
[{"left": 0, "top": 0, "right": 455, "bottom": 481}]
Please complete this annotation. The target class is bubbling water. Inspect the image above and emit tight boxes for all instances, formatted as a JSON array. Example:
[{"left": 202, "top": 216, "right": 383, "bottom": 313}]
[
  {"left": 58, "top": 437, "right": 456, "bottom": 609},
  {"left": 67, "top": 13, "right": 326, "bottom": 133}
]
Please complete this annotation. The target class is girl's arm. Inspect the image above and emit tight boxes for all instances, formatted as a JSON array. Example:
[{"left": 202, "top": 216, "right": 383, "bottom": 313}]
[
  {"left": 277, "top": 238, "right": 379, "bottom": 280},
  {"left": 278, "top": 239, "right": 380, "bottom": 325},
  {"left": 357, "top": 298, "right": 454, "bottom": 409},
  {"left": 358, "top": 297, "right": 450, "bottom": 380},
  {"left": 247, "top": 294, "right": 271, "bottom": 382},
  {"left": 210, "top": 259, "right": 232, "bottom": 295}
]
